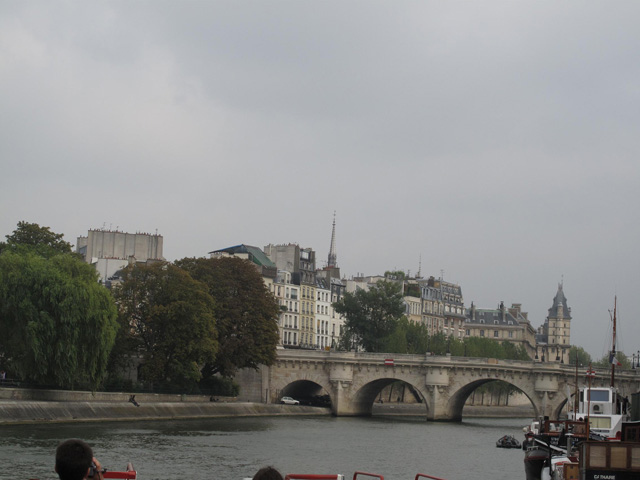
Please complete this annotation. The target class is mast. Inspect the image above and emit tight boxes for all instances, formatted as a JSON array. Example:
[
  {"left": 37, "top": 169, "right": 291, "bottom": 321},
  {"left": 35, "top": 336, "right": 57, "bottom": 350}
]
[
  {"left": 610, "top": 297, "right": 617, "bottom": 388},
  {"left": 574, "top": 351, "right": 578, "bottom": 417}
]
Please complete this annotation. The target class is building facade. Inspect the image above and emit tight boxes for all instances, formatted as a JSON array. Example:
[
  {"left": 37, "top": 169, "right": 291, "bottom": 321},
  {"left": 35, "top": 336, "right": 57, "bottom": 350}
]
[
  {"left": 535, "top": 284, "right": 572, "bottom": 363},
  {"left": 264, "top": 244, "right": 318, "bottom": 349},
  {"left": 465, "top": 302, "right": 537, "bottom": 357},
  {"left": 76, "top": 229, "right": 165, "bottom": 284},
  {"left": 272, "top": 270, "right": 300, "bottom": 348}
]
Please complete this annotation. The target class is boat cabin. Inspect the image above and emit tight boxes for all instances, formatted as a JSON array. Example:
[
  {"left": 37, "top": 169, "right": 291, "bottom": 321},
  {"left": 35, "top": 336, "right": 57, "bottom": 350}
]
[{"left": 570, "top": 387, "right": 629, "bottom": 438}]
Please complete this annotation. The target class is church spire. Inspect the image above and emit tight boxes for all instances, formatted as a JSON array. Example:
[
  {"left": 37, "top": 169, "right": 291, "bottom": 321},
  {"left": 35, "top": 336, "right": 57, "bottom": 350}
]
[{"left": 328, "top": 212, "right": 337, "bottom": 268}]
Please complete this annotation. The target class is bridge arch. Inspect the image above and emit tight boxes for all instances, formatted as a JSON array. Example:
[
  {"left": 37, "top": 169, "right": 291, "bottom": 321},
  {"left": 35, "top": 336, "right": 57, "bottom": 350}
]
[
  {"left": 350, "top": 378, "right": 430, "bottom": 416},
  {"left": 446, "top": 378, "right": 537, "bottom": 421},
  {"left": 270, "top": 369, "right": 333, "bottom": 406},
  {"left": 278, "top": 379, "right": 330, "bottom": 405}
]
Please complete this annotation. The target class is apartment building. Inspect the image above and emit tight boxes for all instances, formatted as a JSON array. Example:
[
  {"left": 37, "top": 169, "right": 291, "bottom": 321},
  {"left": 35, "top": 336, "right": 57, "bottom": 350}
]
[
  {"left": 465, "top": 302, "right": 537, "bottom": 357},
  {"left": 272, "top": 270, "right": 300, "bottom": 347},
  {"left": 315, "top": 278, "right": 332, "bottom": 349},
  {"left": 264, "top": 244, "right": 317, "bottom": 349}
]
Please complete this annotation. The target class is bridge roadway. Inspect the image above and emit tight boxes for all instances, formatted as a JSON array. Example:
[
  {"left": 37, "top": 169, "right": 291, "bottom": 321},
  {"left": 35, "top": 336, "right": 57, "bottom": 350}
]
[{"left": 235, "top": 349, "right": 640, "bottom": 421}]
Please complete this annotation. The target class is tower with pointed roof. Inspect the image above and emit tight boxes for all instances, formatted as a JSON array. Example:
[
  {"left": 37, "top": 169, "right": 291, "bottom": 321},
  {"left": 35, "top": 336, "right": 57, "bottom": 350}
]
[
  {"left": 328, "top": 212, "right": 337, "bottom": 268},
  {"left": 536, "top": 283, "right": 572, "bottom": 362}
]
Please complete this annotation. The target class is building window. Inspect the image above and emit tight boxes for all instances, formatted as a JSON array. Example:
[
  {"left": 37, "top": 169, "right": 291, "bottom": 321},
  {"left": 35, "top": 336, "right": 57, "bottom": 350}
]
[
  {"left": 480, "top": 330, "right": 485, "bottom": 337},
  {"left": 494, "top": 331, "right": 498, "bottom": 338}
]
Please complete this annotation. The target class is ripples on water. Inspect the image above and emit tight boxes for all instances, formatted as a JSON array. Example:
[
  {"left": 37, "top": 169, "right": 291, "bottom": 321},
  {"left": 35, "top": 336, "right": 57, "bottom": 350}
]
[{"left": 0, "top": 416, "right": 527, "bottom": 480}]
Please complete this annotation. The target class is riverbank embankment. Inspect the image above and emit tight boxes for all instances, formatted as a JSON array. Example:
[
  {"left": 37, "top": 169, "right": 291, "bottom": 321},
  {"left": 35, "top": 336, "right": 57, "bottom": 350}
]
[
  {"left": 0, "top": 388, "right": 330, "bottom": 425},
  {"left": 0, "top": 388, "right": 533, "bottom": 425}
]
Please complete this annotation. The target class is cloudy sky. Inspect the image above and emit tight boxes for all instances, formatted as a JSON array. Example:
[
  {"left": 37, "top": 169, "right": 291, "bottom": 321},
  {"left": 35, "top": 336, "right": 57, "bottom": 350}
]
[{"left": 2, "top": 1, "right": 639, "bottom": 359}]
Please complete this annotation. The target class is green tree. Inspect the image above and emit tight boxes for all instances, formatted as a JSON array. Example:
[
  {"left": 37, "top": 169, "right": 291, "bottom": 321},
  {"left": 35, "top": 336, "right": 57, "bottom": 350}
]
[
  {"left": 383, "top": 318, "right": 431, "bottom": 354},
  {"left": 428, "top": 331, "right": 450, "bottom": 355},
  {"left": 594, "top": 351, "right": 631, "bottom": 370},
  {"left": 1, "top": 221, "right": 73, "bottom": 257},
  {"left": 383, "top": 319, "right": 409, "bottom": 354},
  {"left": 113, "top": 262, "right": 218, "bottom": 390},
  {"left": 174, "top": 256, "right": 281, "bottom": 379},
  {"left": 567, "top": 345, "right": 593, "bottom": 367},
  {"left": 500, "top": 341, "right": 530, "bottom": 360},
  {"left": 334, "top": 280, "right": 405, "bottom": 352},
  {"left": 0, "top": 250, "right": 118, "bottom": 389}
]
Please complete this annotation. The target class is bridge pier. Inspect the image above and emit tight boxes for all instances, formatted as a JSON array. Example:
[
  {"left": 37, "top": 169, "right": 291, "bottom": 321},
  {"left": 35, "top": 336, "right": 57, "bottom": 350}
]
[{"left": 328, "top": 362, "right": 373, "bottom": 416}]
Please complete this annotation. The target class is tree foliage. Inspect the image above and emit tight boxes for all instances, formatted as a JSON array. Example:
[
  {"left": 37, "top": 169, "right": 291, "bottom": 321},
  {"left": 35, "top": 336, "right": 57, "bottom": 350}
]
[
  {"left": 381, "top": 317, "right": 430, "bottom": 354},
  {"left": 334, "top": 280, "right": 405, "bottom": 352},
  {"left": 1, "top": 221, "right": 73, "bottom": 257},
  {"left": 567, "top": 345, "right": 593, "bottom": 367},
  {"left": 594, "top": 350, "right": 632, "bottom": 370},
  {"left": 112, "top": 262, "right": 218, "bottom": 390},
  {"left": 175, "top": 256, "right": 281, "bottom": 378},
  {"left": 0, "top": 250, "right": 118, "bottom": 388},
  {"left": 377, "top": 319, "right": 532, "bottom": 361}
]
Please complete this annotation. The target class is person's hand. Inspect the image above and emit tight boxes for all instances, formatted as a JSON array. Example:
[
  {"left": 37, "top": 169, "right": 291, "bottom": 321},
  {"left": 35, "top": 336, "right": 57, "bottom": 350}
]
[{"left": 91, "top": 457, "right": 104, "bottom": 480}]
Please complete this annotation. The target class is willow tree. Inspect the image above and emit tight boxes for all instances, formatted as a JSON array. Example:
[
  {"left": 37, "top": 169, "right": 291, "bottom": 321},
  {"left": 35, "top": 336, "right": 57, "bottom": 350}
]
[
  {"left": 0, "top": 250, "right": 118, "bottom": 389},
  {"left": 175, "top": 256, "right": 281, "bottom": 379},
  {"left": 113, "top": 262, "right": 218, "bottom": 390}
]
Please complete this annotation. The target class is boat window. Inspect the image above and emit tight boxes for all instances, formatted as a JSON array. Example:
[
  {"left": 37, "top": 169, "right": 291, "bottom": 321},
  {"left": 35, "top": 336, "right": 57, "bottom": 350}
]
[
  {"left": 589, "top": 416, "right": 611, "bottom": 429},
  {"left": 588, "top": 390, "right": 610, "bottom": 402}
]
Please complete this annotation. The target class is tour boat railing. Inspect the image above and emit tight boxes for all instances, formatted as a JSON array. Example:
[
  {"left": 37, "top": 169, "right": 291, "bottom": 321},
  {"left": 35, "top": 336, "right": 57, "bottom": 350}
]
[
  {"left": 352, "top": 472, "right": 384, "bottom": 480},
  {"left": 103, "top": 471, "right": 136, "bottom": 479},
  {"left": 415, "top": 473, "right": 448, "bottom": 480},
  {"left": 285, "top": 475, "right": 344, "bottom": 480}
]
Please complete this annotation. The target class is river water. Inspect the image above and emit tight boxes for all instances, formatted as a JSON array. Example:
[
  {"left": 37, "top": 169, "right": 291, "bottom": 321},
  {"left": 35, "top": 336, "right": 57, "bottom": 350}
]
[{"left": 0, "top": 416, "right": 528, "bottom": 480}]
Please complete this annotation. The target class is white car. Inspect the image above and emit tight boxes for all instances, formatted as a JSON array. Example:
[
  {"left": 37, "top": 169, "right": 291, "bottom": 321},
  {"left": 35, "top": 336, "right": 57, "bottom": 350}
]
[{"left": 280, "top": 396, "right": 300, "bottom": 405}]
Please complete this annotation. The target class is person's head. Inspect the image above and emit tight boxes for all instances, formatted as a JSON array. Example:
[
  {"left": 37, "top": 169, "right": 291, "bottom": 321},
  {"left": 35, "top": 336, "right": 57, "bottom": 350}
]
[
  {"left": 253, "top": 466, "right": 283, "bottom": 480},
  {"left": 55, "top": 439, "right": 93, "bottom": 480}
]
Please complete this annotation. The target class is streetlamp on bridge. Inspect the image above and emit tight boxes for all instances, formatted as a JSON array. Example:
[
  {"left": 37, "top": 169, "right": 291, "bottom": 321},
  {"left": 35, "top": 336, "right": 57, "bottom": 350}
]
[{"left": 632, "top": 350, "right": 640, "bottom": 369}]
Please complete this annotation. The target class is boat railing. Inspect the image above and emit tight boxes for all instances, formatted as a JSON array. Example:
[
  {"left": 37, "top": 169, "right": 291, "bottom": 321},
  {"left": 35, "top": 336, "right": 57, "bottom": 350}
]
[
  {"left": 285, "top": 475, "right": 344, "bottom": 480},
  {"left": 286, "top": 473, "right": 383, "bottom": 480},
  {"left": 415, "top": 473, "right": 448, "bottom": 480},
  {"left": 352, "top": 472, "right": 384, "bottom": 480},
  {"left": 542, "top": 419, "right": 589, "bottom": 439},
  {"left": 102, "top": 470, "right": 136, "bottom": 479}
]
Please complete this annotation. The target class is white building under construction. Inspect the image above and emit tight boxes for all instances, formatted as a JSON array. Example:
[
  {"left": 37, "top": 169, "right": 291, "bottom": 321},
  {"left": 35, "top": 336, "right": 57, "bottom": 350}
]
[{"left": 76, "top": 229, "right": 164, "bottom": 284}]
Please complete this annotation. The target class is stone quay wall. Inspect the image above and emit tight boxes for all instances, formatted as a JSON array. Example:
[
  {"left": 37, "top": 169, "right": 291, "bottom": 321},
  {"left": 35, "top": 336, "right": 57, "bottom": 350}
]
[{"left": 0, "top": 388, "right": 330, "bottom": 425}]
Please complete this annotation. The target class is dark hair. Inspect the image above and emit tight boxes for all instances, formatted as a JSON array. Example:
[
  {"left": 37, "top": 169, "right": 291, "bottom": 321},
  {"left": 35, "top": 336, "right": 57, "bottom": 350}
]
[
  {"left": 253, "top": 466, "right": 284, "bottom": 480},
  {"left": 55, "top": 439, "right": 93, "bottom": 480}
]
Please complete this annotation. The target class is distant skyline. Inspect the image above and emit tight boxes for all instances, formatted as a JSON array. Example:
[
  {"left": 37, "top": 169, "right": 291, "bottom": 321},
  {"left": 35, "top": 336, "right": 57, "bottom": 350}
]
[{"left": 2, "top": 1, "right": 639, "bottom": 359}]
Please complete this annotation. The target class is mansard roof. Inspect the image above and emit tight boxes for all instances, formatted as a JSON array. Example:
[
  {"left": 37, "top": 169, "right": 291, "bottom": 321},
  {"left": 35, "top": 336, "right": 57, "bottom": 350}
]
[
  {"left": 548, "top": 283, "right": 572, "bottom": 320},
  {"left": 465, "top": 303, "right": 527, "bottom": 327},
  {"left": 421, "top": 285, "right": 443, "bottom": 301}
]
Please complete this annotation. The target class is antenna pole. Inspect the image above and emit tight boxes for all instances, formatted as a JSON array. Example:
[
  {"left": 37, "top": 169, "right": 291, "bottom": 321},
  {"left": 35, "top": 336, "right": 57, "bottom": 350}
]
[{"left": 574, "top": 351, "right": 578, "bottom": 417}]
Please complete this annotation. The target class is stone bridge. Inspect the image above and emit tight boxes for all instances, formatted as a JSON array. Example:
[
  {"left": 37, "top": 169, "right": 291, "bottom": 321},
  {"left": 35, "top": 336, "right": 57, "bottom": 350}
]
[{"left": 235, "top": 350, "right": 640, "bottom": 421}]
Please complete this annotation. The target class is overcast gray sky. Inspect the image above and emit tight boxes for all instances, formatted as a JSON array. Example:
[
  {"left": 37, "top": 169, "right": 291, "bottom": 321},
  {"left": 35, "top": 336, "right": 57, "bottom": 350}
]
[{"left": 2, "top": 1, "right": 639, "bottom": 359}]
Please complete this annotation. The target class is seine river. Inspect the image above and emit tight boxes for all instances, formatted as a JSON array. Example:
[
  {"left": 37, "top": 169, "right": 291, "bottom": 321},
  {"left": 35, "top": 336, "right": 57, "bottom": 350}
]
[{"left": 0, "top": 415, "right": 528, "bottom": 480}]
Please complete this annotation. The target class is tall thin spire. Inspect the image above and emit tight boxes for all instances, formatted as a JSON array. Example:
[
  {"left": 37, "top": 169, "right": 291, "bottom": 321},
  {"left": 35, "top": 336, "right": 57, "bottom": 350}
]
[{"left": 328, "top": 211, "right": 337, "bottom": 268}]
